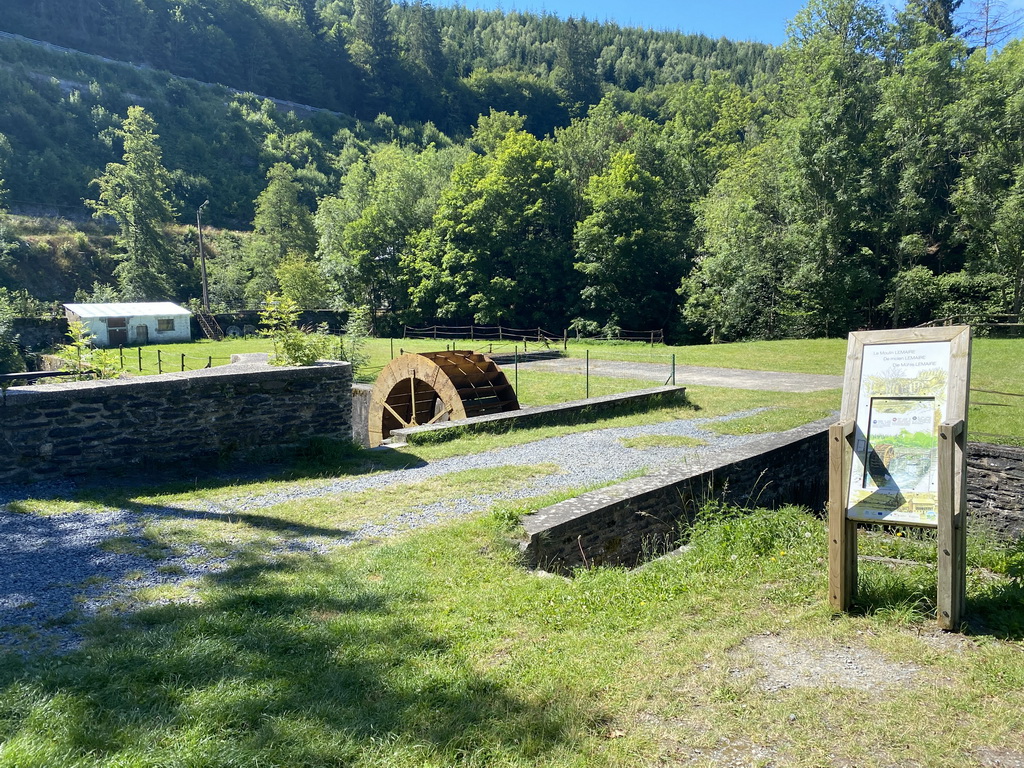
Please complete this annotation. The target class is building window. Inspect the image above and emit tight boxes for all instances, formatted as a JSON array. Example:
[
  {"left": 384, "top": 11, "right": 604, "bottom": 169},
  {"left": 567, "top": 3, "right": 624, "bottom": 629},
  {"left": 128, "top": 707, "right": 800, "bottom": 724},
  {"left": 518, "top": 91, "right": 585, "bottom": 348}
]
[{"left": 157, "top": 318, "right": 175, "bottom": 332}]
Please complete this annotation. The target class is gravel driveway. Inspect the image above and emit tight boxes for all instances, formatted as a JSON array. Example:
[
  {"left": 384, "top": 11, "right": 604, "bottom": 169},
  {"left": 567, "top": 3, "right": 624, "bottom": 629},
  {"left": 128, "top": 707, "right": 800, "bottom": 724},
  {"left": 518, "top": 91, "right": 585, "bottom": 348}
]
[
  {"left": 2, "top": 410, "right": 767, "bottom": 654},
  {"left": 519, "top": 358, "right": 843, "bottom": 392}
]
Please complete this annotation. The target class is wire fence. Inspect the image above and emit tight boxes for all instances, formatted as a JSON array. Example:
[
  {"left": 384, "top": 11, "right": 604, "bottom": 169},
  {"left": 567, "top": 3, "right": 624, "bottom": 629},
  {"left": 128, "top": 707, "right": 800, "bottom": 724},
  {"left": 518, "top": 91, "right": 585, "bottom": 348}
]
[
  {"left": 969, "top": 386, "right": 1024, "bottom": 445},
  {"left": 111, "top": 346, "right": 234, "bottom": 374},
  {"left": 917, "top": 314, "right": 1023, "bottom": 334},
  {"left": 403, "top": 324, "right": 665, "bottom": 344}
]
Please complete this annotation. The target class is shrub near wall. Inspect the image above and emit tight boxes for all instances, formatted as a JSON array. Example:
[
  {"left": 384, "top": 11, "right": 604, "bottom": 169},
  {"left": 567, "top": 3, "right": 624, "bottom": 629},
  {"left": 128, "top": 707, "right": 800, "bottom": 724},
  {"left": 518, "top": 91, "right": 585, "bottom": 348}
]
[{"left": 0, "top": 360, "right": 352, "bottom": 484}]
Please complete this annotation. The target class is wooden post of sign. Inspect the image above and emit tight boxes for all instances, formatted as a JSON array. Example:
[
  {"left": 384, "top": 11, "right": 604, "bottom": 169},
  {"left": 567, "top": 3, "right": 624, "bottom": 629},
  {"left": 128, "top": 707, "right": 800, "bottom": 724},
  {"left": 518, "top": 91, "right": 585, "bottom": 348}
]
[
  {"left": 828, "top": 325, "right": 971, "bottom": 629},
  {"left": 828, "top": 419, "right": 857, "bottom": 611},
  {"left": 937, "top": 419, "right": 967, "bottom": 629}
]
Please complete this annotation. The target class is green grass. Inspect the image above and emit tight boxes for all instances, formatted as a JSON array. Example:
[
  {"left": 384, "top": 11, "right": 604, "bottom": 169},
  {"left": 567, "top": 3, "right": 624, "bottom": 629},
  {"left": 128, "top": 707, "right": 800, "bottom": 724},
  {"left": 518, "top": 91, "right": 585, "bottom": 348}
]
[
  {"left": 1, "top": 504, "right": 1022, "bottom": 767},
  {"left": 67, "top": 334, "right": 1023, "bottom": 445}
]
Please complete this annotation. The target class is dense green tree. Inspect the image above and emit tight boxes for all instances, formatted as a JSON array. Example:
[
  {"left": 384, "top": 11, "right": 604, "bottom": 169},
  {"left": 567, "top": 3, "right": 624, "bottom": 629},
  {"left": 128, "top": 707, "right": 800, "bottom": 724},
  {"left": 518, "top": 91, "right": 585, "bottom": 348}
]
[
  {"left": 0, "top": 289, "right": 26, "bottom": 374},
  {"left": 552, "top": 18, "right": 601, "bottom": 117},
  {"left": 316, "top": 142, "right": 467, "bottom": 318},
  {"left": 275, "top": 255, "right": 333, "bottom": 309},
  {"left": 246, "top": 162, "right": 318, "bottom": 305},
  {"left": 405, "top": 129, "right": 576, "bottom": 327},
  {"left": 683, "top": 140, "right": 800, "bottom": 341},
  {"left": 574, "top": 152, "right": 684, "bottom": 330},
  {"left": 951, "top": 41, "right": 1024, "bottom": 313},
  {"left": 86, "top": 106, "right": 178, "bottom": 301}
]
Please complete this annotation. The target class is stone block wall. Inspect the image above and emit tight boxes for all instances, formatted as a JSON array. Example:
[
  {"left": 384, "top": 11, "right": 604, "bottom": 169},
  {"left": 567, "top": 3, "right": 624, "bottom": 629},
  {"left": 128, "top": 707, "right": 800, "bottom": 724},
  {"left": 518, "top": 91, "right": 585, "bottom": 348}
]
[
  {"left": 521, "top": 420, "right": 1024, "bottom": 574},
  {"left": 521, "top": 419, "right": 832, "bottom": 573},
  {"left": 12, "top": 317, "right": 69, "bottom": 352},
  {"left": 967, "top": 442, "right": 1024, "bottom": 540},
  {"left": 389, "top": 386, "right": 688, "bottom": 445},
  {"left": 0, "top": 360, "right": 352, "bottom": 484}
]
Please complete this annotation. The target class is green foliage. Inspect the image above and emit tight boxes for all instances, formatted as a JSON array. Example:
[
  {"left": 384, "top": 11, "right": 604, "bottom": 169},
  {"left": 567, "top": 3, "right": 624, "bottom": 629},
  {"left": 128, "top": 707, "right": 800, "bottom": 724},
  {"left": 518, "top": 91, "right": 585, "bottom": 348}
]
[
  {"left": 316, "top": 142, "right": 467, "bottom": 317},
  {"left": 574, "top": 151, "right": 684, "bottom": 330},
  {"left": 0, "top": 289, "right": 26, "bottom": 374},
  {"left": 275, "top": 255, "right": 332, "bottom": 309},
  {"left": 86, "top": 107, "right": 179, "bottom": 301},
  {"left": 405, "top": 129, "right": 577, "bottom": 327},
  {"left": 258, "top": 293, "right": 336, "bottom": 366},
  {"left": 52, "top": 321, "right": 119, "bottom": 379},
  {"left": 339, "top": 305, "right": 372, "bottom": 377},
  {"left": 5, "top": 0, "right": 1024, "bottom": 340}
]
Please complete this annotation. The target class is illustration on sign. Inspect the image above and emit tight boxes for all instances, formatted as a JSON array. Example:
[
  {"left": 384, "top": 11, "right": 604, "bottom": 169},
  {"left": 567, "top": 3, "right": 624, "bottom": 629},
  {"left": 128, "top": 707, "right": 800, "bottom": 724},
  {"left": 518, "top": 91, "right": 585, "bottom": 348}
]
[{"left": 847, "top": 342, "right": 950, "bottom": 526}]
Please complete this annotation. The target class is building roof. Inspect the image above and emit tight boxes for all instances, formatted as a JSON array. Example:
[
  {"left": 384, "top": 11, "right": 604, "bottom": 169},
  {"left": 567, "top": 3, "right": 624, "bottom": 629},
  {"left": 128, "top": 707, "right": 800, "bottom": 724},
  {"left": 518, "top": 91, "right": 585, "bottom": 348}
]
[{"left": 64, "top": 302, "right": 192, "bottom": 319}]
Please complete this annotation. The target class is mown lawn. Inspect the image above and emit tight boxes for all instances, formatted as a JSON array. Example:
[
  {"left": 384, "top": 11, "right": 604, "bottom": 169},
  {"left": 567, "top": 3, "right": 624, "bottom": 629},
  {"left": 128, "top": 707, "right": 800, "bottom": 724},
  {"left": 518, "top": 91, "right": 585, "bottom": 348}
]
[
  {"left": 1, "top": 501, "right": 1022, "bottom": 767},
  {"left": 104, "top": 334, "right": 1021, "bottom": 445},
  {"left": 4, "top": 335, "right": 1022, "bottom": 766}
]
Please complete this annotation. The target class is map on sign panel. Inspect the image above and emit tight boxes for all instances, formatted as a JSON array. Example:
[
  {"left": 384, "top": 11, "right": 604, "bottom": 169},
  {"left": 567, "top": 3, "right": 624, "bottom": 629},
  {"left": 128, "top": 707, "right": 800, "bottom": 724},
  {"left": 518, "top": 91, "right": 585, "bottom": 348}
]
[{"left": 847, "top": 342, "right": 949, "bottom": 526}]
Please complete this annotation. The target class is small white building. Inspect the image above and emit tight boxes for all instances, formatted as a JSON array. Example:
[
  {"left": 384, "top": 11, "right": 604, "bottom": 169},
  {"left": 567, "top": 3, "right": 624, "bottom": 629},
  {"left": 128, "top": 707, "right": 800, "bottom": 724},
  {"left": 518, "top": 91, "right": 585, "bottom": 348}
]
[{"left": 63, "top": 302, "right": 193, "bottom": 347}]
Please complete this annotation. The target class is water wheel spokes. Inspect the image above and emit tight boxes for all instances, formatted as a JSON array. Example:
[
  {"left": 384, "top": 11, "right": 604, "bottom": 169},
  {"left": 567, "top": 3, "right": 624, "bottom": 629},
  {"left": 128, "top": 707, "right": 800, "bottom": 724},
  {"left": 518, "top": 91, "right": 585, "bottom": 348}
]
[{"left": 368, "top": 350, "right": 519, "bottom": 446}]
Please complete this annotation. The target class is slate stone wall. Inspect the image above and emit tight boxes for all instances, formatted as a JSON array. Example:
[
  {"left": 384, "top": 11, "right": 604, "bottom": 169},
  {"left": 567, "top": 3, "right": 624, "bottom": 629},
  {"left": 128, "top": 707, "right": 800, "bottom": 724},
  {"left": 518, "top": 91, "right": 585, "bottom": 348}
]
[
  {"left": 967, "top": 442, "right": 1024, "bottom": 540},
  {"left": 11, "top": 317, "right": 69, "bottom": 352},
  {"left": 521, "top": 421, "right": 1024, "bottom": 573},
  {"left": 521, "top": 419, "right": 832, "bottom": 573},
  {"left": 389, "top": 386, "right": 688, "bottom": 446},
  {"left": 0, "top": 360, "right": 352, "bottom": 484}
]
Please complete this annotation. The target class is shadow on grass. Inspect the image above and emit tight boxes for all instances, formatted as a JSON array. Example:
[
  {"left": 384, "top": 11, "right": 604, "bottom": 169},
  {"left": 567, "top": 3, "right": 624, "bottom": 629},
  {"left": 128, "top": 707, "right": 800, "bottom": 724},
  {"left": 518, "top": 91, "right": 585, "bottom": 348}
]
[
  {"left": 50, "top": 440, "right": 430, "bottom": 509},
  {"left": 0, "top": 551, "right": 574, "bottom": 765},
  {"left": 851, "top": 563, "right": 1024, "bottom": 640}
]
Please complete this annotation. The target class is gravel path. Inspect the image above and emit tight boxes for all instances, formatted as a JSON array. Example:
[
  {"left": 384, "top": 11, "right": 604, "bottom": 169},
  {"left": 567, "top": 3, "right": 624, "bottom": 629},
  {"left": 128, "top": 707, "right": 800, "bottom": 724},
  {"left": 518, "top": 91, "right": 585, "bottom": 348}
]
[
  {"left": 1, "top": 410, "right": 767, "bottom": 655},
  {"left": 519, "top": 358, "right": 843, "bottom": 392}
]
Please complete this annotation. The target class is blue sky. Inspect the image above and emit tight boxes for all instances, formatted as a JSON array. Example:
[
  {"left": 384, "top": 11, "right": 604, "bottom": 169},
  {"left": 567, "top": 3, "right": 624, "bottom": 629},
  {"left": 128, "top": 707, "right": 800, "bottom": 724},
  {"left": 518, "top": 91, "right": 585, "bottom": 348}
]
[
  {"left": 435, "top": 0, "right": 1024, "bottom": 46},
  {"left": 436, "top": 0, "right": 818, "bottom": 45}
]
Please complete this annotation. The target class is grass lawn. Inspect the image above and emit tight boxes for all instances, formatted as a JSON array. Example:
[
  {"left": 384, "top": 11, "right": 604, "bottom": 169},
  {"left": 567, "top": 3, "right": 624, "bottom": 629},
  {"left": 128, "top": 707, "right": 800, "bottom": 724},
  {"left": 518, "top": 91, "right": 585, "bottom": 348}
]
[
  {"left": 1, "top": 501, "right": 1022, "bottom": 767},
  {"left": 101, "top": 333, "right": 1021, "bottom": 444},
  {"left": 4, "top": 335, "right": 1022, "bottom": 765}
]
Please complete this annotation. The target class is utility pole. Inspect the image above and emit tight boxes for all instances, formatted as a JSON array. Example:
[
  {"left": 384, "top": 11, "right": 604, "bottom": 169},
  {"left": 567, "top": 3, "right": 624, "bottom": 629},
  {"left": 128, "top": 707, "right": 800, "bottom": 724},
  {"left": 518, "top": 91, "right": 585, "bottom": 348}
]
[{"left": 197, "top": 200, "right": 210, "bottom": 312}]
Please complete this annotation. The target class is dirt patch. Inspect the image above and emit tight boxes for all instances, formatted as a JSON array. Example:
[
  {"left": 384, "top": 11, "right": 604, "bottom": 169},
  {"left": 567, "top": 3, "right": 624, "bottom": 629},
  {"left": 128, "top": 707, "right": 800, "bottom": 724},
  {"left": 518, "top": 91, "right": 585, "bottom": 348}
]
[
  {"left": 728, "top": 633, "right": 920, "bottom": 692},
  {"left": 633, "top": 712, "right": 777, "bottom": 767},
  {"left": 974, "top": 747, "right": 1024, "bottom": 768}
]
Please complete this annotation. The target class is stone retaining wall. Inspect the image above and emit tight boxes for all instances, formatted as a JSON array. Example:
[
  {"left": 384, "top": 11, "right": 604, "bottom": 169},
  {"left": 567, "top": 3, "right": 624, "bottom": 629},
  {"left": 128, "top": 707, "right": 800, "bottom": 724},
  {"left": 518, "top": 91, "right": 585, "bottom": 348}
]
[
  {"left": 968, "top": 441, "right": 1024, "bottom": 540},
  {"left": 0, "top": 360, "right": 352, "bottom": 484},
  {"left": 521, "top": 419, "right": 832, "bottom": 573},
  {"left": 388, "top": 386, "right": 688, "bottom": 445},
  {"left": 521, "top": 421, "right": 1024, "bottom": 573}
]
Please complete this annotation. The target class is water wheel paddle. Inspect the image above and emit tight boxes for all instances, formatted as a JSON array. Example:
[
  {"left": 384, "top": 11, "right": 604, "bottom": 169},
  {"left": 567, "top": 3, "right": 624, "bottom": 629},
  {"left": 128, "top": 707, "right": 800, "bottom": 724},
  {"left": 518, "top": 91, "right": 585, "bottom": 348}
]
[{"left": 368, "top": 350, "right": 519, "bottom": 446}]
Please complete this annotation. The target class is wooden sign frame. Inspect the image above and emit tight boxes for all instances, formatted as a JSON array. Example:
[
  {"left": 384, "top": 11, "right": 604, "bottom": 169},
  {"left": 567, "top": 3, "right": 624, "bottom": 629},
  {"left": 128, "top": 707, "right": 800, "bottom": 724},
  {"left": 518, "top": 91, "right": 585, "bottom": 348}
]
[{"left": 828, "top": 326, "right": 971, "bottom": 629}]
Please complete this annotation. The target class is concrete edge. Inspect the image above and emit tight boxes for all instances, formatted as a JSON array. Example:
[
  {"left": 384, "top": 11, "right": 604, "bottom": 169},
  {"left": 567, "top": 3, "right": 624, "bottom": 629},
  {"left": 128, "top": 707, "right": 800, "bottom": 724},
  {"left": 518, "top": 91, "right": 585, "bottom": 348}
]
[
  {"left": 520, "top": 417, "right": 834, "bottom": 537},
  {"left": 387, "top": 385, "right": 688, "bottom": 445}
]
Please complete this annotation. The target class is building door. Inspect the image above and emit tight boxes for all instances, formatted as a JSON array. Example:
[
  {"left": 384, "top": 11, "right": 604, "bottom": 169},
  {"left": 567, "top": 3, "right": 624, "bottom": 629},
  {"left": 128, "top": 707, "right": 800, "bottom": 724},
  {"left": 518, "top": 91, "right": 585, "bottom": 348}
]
[
  {"left": 136, "top": 324, "right": 149, "bottom": 344},
  {"left": 107, "top": 317, "right": 128, "bottom": 346}
]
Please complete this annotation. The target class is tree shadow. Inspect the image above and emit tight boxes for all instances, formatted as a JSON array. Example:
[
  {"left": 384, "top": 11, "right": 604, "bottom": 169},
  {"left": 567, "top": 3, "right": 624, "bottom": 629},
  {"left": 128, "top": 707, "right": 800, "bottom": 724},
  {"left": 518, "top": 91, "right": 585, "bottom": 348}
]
[
  {"left": 851, "top": 562, "right": 1024, "bottom": 641},
  {"left": 0, "top": 550, "right": 576, "bottom": 764},
  {"left": 0, "top": 440, "right": 430, "bottom": 513}
]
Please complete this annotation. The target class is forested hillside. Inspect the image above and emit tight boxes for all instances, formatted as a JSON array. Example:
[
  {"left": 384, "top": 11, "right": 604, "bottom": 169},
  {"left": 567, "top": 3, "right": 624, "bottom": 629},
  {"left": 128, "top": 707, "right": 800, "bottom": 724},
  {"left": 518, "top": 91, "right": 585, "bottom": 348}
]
[{"left": 0, "top": 0, "right": 1022, "bottom": 348}]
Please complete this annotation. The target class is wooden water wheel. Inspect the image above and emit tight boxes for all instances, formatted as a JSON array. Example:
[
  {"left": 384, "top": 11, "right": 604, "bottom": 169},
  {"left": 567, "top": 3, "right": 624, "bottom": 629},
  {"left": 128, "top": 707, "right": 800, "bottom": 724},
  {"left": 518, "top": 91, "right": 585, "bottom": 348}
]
[{"left": 368, "top": 350, "right": 520, "bottom": 446}]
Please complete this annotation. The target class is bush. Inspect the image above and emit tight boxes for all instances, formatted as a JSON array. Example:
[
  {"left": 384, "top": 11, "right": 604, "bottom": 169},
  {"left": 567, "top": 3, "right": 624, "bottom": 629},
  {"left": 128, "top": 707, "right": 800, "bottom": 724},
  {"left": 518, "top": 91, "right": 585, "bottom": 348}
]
[{"left": 259, "top": 293, "right": 336, "bottom": 366}]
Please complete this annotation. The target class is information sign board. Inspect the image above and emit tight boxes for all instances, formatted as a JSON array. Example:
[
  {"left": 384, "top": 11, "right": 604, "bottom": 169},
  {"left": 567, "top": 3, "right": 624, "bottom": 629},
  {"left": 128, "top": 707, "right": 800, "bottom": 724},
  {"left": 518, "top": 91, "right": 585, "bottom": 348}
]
[
  {"left": 847, "top": 340, "right": 951, "bottom": 526},
  {"left": 828, "top": 326, "right": 971, "bottom": 629}
]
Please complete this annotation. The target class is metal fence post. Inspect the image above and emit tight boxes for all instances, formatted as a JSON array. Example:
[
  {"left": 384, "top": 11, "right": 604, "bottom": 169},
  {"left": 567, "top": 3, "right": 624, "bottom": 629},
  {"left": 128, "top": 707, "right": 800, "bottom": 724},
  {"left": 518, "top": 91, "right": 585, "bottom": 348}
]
[
  {"left": 181, "top": 353, "right": 186, "bottom": 371},
  {"left": 138, "top": 347, "right": 143, "bottom": 371},
  {"left": 514, "top": 351, "right": 518, "bottom": 395},
  {"left": 157, "top": 350, "right": 162, "bottom": 374},
  {"left": 672, "top": 353, "right": 676, "bottom": 386},
  {"left": 586, "top": 349, "right": 590, "bottom": 399}
]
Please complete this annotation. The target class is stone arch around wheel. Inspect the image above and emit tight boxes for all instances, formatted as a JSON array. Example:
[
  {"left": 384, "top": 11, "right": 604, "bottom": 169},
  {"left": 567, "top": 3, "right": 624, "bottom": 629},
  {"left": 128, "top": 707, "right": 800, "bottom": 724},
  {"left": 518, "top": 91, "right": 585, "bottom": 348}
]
[{"left": 368, "top": 351, "right": 519, "bottom": 447}]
